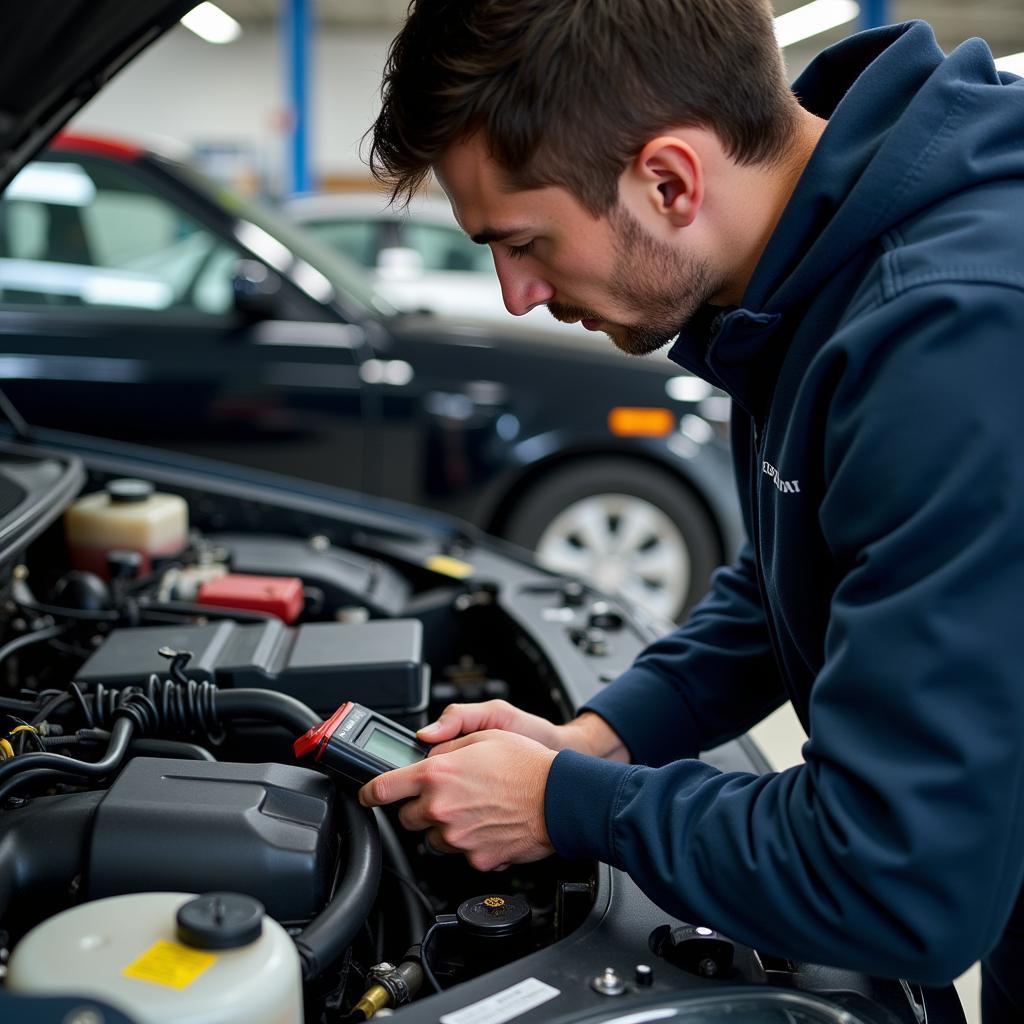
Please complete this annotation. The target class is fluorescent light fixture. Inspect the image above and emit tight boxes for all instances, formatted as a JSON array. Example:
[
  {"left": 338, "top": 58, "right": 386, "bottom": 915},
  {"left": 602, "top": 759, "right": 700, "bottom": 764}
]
[
  {"left": 180, "top": 3, "right": 241, "bottom": 45},
  {"left": 774, "top": 0, "right": 860, "bottom": 48},
  {"left": 995, "top": 51, "right": 1024, "bottom": 76}
]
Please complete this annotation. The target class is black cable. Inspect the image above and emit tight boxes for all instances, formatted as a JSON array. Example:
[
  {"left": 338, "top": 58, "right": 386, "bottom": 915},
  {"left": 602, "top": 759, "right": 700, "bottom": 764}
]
[
  {"left": 0, "top": 622, "right": 68, "bottom": 669},
  {"left": 13, "top": 597, "right": 119, "bottom": 622},
  {"left": 30, "top": 690, "right": 74, "bottom": 727},
  {"left": 420, "top": 917, "right": 459, "bottom": 993},
  {"left": 0, "top": 695, "right": 42, "bottom": 714},
  {"left": 81, "top": 676, "right": 222, "bottom": 745},
  {"left": 69, "top": 682, "right": 95, "bottom": 728},
  {"left": 376, "top": 808, "right": 432, "bottom": 942},
  {"left": 0, "top": 715, "right": 135, "bottom": 787},
  {"left": 141, "top": 600, "right": 276, "bottom": 623},
  {"left": 383, "top": 864, "right": 437, "bottom": 920},
  {"left": 0, "top": 767, "right": 85, "bottom": 804}
]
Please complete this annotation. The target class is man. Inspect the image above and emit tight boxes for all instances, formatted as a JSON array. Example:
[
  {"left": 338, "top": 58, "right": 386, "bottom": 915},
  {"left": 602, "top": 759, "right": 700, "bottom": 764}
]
[{"left": 357, "top": 1, "right": 1024, "bottom": 1017}]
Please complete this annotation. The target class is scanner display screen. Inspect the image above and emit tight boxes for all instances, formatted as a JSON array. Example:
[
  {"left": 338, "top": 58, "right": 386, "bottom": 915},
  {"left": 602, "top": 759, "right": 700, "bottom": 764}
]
[{"left": 362, "top": 726, "right": 425, "bottom": 768}]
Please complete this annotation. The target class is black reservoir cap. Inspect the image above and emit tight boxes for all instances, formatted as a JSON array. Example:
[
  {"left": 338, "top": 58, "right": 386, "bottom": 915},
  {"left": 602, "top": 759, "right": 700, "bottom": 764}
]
[
  {"left": 456, "top": 894, "right": 531, "bottom": 939},
  {"left": 107, "top": 479, "right": 155, "bottom": 504},
  {"left": 177, "top": 892, "right": 264, "bottom": 950}
]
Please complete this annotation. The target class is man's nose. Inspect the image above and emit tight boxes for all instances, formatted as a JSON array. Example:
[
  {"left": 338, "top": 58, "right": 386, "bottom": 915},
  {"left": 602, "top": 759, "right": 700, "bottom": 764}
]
[{"left": 494, "top": 257, "right": 555, "bottom": 316}]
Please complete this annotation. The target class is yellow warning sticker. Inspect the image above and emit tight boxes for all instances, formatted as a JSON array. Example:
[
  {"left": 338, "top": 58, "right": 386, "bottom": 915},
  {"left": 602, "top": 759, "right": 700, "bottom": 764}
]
[
  {"left": 425, "top": 555, "right": 475, "bottom": 579},
  {"left": 122, "top": 940, "right": 217, "bottom": 990}
]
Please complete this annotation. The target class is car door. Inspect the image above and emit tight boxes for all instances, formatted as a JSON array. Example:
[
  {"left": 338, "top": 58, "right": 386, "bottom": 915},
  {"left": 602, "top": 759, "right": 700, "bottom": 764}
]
[{"left": 0, "top": 151, "right": 367, "bottom": 491}]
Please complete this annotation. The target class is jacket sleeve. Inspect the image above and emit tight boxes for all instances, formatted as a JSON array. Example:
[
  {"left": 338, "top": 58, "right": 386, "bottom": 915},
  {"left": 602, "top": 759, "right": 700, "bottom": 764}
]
[
  {"left": 580, "top": 542, "right": 787, "bottom": 766},
  {"left": 546, "top": 282, "right": 1024, "bottom": 984}
]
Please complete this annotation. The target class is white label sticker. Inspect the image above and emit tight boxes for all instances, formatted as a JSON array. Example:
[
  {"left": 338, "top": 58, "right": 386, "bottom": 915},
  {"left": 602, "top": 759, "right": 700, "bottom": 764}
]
[{"left": 440, "top": 978, "right": 561, "bottom": 1024}]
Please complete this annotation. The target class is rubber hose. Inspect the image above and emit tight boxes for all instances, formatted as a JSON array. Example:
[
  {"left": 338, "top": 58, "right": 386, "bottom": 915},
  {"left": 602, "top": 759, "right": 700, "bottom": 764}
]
[
  {"left": 295, "top": 794, "right": 382, "bottom": 981},
  {"left": 217, "top": 688, "right": 320, "bottom": 734},
  {"left": 0, "top": 717, "right": 135, "bottom": 786},
  {"left": 0, "top": 767, "right": 86, "bottom": 805},
  {"left": 127, "top": 738, "right": 216, "bottom": 761}
]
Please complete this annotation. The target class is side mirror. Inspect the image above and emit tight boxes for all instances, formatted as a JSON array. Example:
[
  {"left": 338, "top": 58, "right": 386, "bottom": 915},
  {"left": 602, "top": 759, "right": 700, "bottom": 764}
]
[
  {"left": 232, "top": 259, "right": 283, "bottom": 320},
  {"left": 377, "top": 246, "right": 424, "bottom": 281}
]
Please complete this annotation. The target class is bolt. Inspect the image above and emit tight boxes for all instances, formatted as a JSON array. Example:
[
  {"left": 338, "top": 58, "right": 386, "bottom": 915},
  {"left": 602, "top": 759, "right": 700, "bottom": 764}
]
[
  {"left": 635, "top": 963, "right": 653, "bottom": 987},
  {"left": 590, "top": 967, "right": 626, "bottom": 996}
]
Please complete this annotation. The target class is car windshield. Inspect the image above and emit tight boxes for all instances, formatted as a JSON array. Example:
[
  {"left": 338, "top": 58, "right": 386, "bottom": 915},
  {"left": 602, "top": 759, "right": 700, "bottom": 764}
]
[{"left": 173, "top": 161, "right": 396, "bottom": 320}]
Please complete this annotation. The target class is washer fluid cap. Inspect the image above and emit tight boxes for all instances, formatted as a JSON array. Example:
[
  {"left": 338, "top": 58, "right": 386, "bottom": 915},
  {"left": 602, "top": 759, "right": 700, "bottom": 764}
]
[
  {"left": 456, "top": 894, "right": 531, "bottom": 938},
  {"left": 177, "top": 892, "right": 265, "bottom": 950},
  {"left": 107, "top": 478, "right": 155, "bottom": 504}
]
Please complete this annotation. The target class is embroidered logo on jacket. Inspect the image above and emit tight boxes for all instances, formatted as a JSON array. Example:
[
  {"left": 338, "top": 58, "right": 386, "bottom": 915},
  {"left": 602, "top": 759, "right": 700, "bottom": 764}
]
[{"left": 762, "top": 461, "right": 801, "bottom": 494}]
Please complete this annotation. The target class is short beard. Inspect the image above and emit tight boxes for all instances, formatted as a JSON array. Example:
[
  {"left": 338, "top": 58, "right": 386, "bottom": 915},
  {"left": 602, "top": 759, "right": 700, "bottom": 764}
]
[{"left": 548, "top": 204, "right": 718, "bottom": 357}]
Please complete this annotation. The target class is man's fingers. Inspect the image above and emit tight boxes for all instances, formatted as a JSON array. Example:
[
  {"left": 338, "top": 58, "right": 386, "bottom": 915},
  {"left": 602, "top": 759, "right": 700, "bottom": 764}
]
[
  {"left": 417, "top": 700, "right": 513, "bottom": 743},
  {"left": 427, "top": 732, "right": 487, "bottom": 757},
  {"left": 398, "top": 799, "right": 432, "bottom": 832},
  {"left": 425, "top": 828, "right": 458, "bottom": 855},
  {"left": 358, "top": 763, "right": 424, "bottom": 807}
]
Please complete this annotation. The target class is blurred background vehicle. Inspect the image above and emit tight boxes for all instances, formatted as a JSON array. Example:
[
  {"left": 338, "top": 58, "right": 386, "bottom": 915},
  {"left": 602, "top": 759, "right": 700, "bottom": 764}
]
[
  {"left": 0, "top": 135, "right": 741, "bottom": 622},
  {"left": 283, "top": 191, "right": 580, "bottom": 333}
]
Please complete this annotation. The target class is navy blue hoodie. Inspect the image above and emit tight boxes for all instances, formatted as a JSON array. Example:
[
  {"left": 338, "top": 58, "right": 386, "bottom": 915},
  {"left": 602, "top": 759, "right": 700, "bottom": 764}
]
[{"left": 544, "top": 22, "right": 1024, "bottom": 984}]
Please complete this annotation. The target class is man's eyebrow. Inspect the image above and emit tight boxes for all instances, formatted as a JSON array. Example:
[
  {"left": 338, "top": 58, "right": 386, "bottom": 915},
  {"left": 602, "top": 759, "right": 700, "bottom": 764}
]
[{"left": 470, "top": 226, "right": 532, "bottom": 245}]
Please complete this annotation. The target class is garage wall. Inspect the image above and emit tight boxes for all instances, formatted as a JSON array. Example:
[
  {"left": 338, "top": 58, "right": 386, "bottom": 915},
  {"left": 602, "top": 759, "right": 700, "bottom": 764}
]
[{"left": 73, "top": 23, "right": 392, "bottom": 192}]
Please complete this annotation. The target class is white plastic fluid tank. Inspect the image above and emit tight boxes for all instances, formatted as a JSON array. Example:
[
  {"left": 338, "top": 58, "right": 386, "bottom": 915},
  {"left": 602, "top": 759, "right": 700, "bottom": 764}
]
[
  {"left": 65, "top": 478, "right": 188, "bottom": 578},
  {"left": 7, "top": 892, "right": 303, "bottom": 1024}
]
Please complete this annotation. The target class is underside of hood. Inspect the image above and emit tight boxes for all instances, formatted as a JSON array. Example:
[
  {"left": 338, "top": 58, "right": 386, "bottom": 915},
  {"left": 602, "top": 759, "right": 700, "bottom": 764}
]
[{"left": 0, "top": 0, "right": 195, "bottom": 191}]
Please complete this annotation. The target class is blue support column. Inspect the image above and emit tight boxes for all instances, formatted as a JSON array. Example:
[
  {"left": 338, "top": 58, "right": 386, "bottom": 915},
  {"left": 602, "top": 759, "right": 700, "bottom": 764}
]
[
  {"left": 860, "top": 0, "right": 889, "bottom": 31},
  {"left": 283, "top": 0, "right": 313, "bottom": 195}
]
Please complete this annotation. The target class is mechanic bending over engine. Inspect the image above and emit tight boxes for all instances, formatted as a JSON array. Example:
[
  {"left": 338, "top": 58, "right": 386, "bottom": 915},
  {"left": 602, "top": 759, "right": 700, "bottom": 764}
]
[{"left": 357, "top": 2, "right": 1024, "bottom": 1018}]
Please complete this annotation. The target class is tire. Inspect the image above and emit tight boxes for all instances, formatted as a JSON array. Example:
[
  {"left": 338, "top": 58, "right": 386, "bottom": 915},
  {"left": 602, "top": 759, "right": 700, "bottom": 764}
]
[{"left": 504, "top": 457, "right": 720, "bottom": 622}]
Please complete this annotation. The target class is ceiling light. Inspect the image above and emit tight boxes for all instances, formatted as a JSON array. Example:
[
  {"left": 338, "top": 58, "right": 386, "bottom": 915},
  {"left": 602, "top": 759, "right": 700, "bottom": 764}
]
[
  {"left": 180, "top": 3, "right": 242, "bottom": 45},
  {"left": 994, "top": 52, "right": 1024, "bottom": 76},
  {"left": 774, "top": 0, "right": 860, "bottom": 48}
]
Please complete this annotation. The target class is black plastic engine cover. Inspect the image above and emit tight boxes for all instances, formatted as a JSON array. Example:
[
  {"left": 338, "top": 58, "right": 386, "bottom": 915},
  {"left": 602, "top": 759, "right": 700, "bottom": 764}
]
[
  {"left": 86, "top": 758, "right": 337, "bottom": 922},
  {"left": 75, "top": 619, "right": 429, "bottom": 714}
]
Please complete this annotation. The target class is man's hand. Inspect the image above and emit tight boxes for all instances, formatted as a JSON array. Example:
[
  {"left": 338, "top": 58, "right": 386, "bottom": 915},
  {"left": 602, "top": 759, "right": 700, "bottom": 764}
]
[
  {"left": 358, "top": 730, "right": 557, "bottom": 872},
  {"left": 418, "top": 700, "right": 630, "bottom": 762}
]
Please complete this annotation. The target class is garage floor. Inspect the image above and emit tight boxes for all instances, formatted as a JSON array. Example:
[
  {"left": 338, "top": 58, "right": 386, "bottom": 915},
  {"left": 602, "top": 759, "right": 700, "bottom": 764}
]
[{"left": 750, "top": 706, "right": 981, "bottom": 1024}]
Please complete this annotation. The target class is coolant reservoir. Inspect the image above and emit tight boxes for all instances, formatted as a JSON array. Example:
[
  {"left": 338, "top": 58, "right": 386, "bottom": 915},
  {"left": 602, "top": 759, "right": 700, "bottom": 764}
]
[
  {"left": 7, "top": 891, "right": 303, "bottom": 1024},
  {"left": 65, "top": 479, "right": 188, "bottom": 577}
]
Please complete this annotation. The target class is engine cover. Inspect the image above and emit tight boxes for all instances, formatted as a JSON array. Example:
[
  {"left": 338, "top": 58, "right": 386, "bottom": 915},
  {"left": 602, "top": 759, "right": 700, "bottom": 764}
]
[{"left": 86, "top": 758, "right": 337, "bottom": 923}]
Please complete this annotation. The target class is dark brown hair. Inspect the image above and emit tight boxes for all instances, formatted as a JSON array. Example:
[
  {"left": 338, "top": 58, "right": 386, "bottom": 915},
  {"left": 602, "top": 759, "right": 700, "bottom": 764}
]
[{"left": 368, "top": 0, "right": 799, "bottom": 213}]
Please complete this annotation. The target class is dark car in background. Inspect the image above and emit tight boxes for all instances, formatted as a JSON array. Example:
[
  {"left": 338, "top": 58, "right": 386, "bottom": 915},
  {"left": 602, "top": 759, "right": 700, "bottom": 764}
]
[{"left": 0, "top": 135, "right": 740, "bottom": 620}]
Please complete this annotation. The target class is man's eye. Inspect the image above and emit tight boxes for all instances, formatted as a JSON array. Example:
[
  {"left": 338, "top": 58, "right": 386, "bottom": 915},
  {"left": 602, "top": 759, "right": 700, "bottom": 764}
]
[{"left": 506, "top": 241, "right": 535, "bottom": 260}]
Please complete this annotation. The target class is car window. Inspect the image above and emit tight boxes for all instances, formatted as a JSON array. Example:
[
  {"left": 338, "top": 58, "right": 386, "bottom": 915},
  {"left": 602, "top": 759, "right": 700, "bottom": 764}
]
[
  {"left": 402, "top": 221, "right": 493, "bottom": 273},
  {"left": 304, "top": 219, "right": 380, "bottom": 269},
  {"left": 0, "top": 157, "right": 241, "bottom": 314}
]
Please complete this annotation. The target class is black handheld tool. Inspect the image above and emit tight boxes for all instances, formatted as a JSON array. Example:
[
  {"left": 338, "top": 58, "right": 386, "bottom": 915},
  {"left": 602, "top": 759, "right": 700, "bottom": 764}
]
[{"left": 294, "top": 701, "right": 430, "bottom": 785}]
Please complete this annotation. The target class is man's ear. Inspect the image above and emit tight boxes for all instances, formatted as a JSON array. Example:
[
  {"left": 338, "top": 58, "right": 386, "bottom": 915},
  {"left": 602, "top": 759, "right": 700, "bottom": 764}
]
[{"left": 631, "top": 136, "right": 703, "bottom": 228}]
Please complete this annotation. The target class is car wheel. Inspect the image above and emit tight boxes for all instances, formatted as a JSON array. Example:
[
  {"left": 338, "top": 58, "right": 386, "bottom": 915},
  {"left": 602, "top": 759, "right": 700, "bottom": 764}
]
[{"left": 504, "top": 458, "right": 720, "bottom": 621}]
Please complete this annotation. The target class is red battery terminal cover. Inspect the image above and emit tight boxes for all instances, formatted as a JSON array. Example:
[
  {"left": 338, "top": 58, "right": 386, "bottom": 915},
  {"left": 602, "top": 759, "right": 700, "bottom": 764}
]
[
  {"left": 294, "top": 702, "right": 354, "bottom": 761},
  {"left": 196, "top": 573, "right": 304, "bottom": 623}
]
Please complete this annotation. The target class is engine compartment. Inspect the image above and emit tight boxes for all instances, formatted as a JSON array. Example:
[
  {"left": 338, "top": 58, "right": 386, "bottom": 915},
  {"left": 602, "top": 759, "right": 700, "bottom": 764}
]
[{"left": 0, "top": 447, "right": 608, "bottom": 1023}]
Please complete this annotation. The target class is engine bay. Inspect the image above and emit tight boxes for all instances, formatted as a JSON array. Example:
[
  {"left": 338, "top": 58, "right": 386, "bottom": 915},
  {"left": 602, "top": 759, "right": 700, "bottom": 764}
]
[
  {"left": 0, "top": 441, "right": 966, "bottom": 1024},
  {"left": 0, "top": 443, "right": 620, "bottom": 1023}
]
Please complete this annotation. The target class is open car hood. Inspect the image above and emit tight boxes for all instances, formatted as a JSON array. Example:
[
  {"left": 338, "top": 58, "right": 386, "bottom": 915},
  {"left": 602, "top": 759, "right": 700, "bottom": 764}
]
[{"left": 0, "top": 0, "right": 195, "bottom": 191}]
